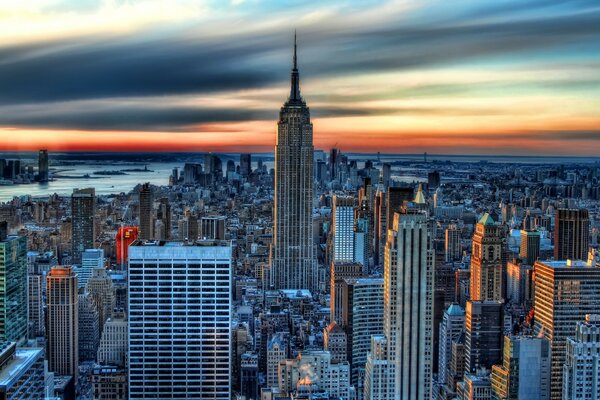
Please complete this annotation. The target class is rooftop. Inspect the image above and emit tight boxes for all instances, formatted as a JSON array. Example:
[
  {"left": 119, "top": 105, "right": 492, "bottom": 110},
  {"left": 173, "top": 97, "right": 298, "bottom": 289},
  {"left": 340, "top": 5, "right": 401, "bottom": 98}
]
[
  {"left": 0, "top": 348, "right": 44, "bottom": 389},
  {"left": 131, "top": 239, "right": 230, "bottom": 247},
  {"left": 478, "top": 212, "right": 495, "bottom": 226},
  {"left": 536, "top": 259, "right": 595, "bottom": 269}
]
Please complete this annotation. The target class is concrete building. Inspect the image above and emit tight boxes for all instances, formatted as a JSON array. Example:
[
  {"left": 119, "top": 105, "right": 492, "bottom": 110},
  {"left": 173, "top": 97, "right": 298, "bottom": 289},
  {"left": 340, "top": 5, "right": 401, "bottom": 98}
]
[
  {"left": 324, "top": 322, "right": 347, "bottom": 364},
  {"left": 519, "top": 230, "right": 540, "bottom": 265},
  {"left": 470, "top": 213, "right": 504, "bottom": 302},
  {"left": 200, "top": 216, "right": 226, "bottom": 240},
  {"left": 267, "top": 333, "right": 288, "bottom": 388},
  {"left": 128, "top": 240, "right": 232, "bottom": 399},
  {"left": 339, "top": 277, "right": 384, "bottom": 389},
  {"left": 91, "top": 366, "right": 127, "bottom": 400},
  {"left": 97, "top": 313, "right": 127, "bottom": 367},
  {"left": 438, "top": 304, "right": 465, "bottom": 389},
  {"left": 364, "top": 210, "right": 434, "bottom": 399},
  {"left": 271, "top": 36, "right": 316, "bottom": 291},
  {"left": 79, "top": 248, "right": 103, "bottom": 289},
  {"left": 554, "top": 208, "right": 589, "bottom": 261},
  {"left": 71, "top": 188, "right": 96, "bottom": 264},
  {"left": 0, "top": 230, "right": 27, "bottom": 344},
  {"left": 465, "top": 301, "right": 504, "bottom": 374},
  {"left": 138, "top": 183, "right": 153, "bottom": 240},
  {"left": 87, "top": 267, "right": 115, "bottom": 335},
  {"left": 330, "top": 262, "right": 364, "bottom": 324},
  {"left": 533, "top": 259, "right": 600, "bottom": 400},
  {"left": 446, "top": 225, "right": 462, "bottom": 262},
  {"left": 490, "top": 336, "right": 550, "bottom": 400},
  {"left": 563, "top": 314, "right": 600, "bottom": 400},
  {"left": 457, "top": 370, "right": 492, "bottom": 400},
  {"left": 364, "top": 336, "right": 390, "bottom": 400},
  {"left": 47, "top": 266, "right": 79, "bottom": 383},
  {"left": 78, "top": 293, "right": 100, "bottom": 362},
  {"left": 0, "top": 343, "right": 45, "bottom": 400}
]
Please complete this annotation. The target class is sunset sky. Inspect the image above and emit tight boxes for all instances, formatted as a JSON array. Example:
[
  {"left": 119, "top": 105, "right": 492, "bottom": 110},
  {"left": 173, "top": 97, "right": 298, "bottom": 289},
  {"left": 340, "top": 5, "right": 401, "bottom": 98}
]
[{"left": 0, "top": 0, "right": 599, "bottom": 155}]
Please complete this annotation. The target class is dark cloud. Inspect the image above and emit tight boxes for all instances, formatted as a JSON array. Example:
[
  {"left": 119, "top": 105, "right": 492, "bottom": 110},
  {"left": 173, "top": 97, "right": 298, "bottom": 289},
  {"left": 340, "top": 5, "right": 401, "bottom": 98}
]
[{"left": 0, "top": 0, "right": 598, "bottom": 133}]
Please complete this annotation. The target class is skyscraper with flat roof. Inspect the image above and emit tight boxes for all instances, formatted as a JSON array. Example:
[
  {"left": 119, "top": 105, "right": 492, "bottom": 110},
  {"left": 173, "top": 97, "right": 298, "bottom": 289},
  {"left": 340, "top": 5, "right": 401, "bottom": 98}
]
[
  {"left": 47, "top": 266, "right": 79, "bottom": 383},
  {"left": 533, "top": 259, "right": 600, "bottom": 400},
  {"left": 128, "top": 240, "right": 232, "bottom": 399},
  {"left": 38, "top": 149, "right": 48, "bottom": 182},
  {"left": 554, "top": 208, "right": 589, "bottom": 261},
  {"left": 0, "top": 228, "right": 28, "bottom": 344},
  {"left": 71, "top": 188, "right": 96, "bottom": 264},
  {"left": 271, "top": 34, "right": 316, "bottom": 291},
  {"left": 138, "top": 183, "right": 153, "bottom": 240},
  {"left": 519, "top": 230, "right": 540, "bottom": 265}
]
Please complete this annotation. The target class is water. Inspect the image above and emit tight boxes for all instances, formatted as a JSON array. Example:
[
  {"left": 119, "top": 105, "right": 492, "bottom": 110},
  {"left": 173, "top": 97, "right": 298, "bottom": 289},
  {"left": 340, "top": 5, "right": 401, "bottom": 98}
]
[{"left": 0, "top": 151, "right": 597, "bottom": 202}]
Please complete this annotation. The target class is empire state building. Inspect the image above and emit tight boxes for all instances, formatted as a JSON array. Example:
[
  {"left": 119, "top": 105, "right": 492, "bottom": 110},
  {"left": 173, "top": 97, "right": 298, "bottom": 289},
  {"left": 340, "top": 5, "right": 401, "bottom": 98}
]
[{"left": 271, "top": 34, "right": 316, "bottom": 291}]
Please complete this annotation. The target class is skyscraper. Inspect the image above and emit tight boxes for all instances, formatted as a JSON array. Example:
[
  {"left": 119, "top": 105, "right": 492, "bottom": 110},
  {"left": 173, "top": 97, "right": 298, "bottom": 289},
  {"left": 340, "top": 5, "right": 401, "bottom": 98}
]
[
  {"left": 87, "top": 267, "right": 115, "bottom": 335},
  {"left": 365, "top": 210, "right": 434, "bottom": 399},
  {"left": 563, "top": 314, "right": 600, "bottom": 400},
  {"left": 240, "top": 153, "right": 252, "bottom": 176},
  {"left": 138, "top": 183, "right": 153, "bottom": 240},
  {"left": 79, "top": 248, "right": 103, "bottom": 289},
  {"left": 156, "top": 198, "right": 171, "bottom": 240},
  {"left": 78, "top": 293, "right": 100, "bottom": 361},
  {"left": 116, "top": 226, "right": 138, "bottom": 267},
  {"left": 128, "top": 240, "right": 232, "bottom": 399},
  {"left": 445, "top": 225, "right": 461, "bottom": 262},
  {"left": 554, "top": 208, "right": 589, "bottom": 261},
  {"left": 271, "top": 34, "right": 315, "bottom": 291},
  {"left": 470, "top": 213, "right": 504, "bottom": 302},
  {"left": 0, "top": 227, "right": 28, "bottom": 344},
  {"left": 533, "top": 259, "right": 600, "bottom": 400},
  {"left": 464, "top": 300, "right": 503, "bottom": 374},
  {"left": 38, "top": 149, "right": 48, "bottom": 182},
  {"left": 47, "top": 266, "right": 79, "bottom": 383},
  {"left": 71, "top": 188, "right": 96, "bottom": 264},
  {"left": 490, "top": 335, "right": 550, "bottom": 400},
  {"left": 438, "top": 304, "right": 465, "bottom": 389},
  {"left": 519, "top": 229, "right": 540, "bottom": 265},
  {"left": 332, "top": 195, "right": 355, "bottom": 263},
  {"left": 339, "top": 277, "right": 384, "bottom": 389}
]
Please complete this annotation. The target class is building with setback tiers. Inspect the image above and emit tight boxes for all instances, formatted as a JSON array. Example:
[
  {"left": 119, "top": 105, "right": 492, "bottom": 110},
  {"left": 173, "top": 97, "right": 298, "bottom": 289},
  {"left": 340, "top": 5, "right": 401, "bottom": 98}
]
[{"left": 270, "top": 35, "right": 316, "bottom": 291}]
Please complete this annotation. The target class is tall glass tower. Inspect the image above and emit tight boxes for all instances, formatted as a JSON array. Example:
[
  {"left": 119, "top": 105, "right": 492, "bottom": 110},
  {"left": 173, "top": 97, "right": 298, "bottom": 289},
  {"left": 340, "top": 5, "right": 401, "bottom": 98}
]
[
  {"left": 271, "top": 34, "right": 315, "bottom": 290},
  {"left": 0, "top": 227, "right": 28, "bottom": 345}
]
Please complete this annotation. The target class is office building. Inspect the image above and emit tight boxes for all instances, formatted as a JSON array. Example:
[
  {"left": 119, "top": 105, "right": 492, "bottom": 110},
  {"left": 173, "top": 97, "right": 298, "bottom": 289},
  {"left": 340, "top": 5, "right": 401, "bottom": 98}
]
[
  {"left": 138, "top": 183, "right": 153, "bottom": 240},
  {"left": 330, "top": 262, "right": 364, "bottom": 324},
  {"left": 240, "top": 153, "right": 251, "bottom": 176},
  {"left": 128, "top": 240, "right": 232, "bottom": 399},
  {"left": 91, "top": 366, "right": 127, "bottom": 400},
  {"left": 156, "top": 198, "right": 171, "bottom": 240},
  {"left": 27, "top": 274, "right": 44, "bottom": 338},
  {"left": 519, "top": 230, "right": 540, "bottom": 265},
  {"left": 116, "top": 226, "right": 138, "bottom": 267},
  {"left": 446, "top": 225, "right": 462, "bottom": 262},
  {"left": 490, "top": 336, "right": 550, "bottom": 400},
  {"left": 339, "top": 277, "right": 384, "bottom": 388},
  {"left": 554, "top": 208, "right": 590, "bottom": 261},
  {"left": 470, "top": 213, "right": 504, "bottom": 302},
  {"left": 438, "top": 304, "right": 465, "bottom": 388},
  {"left": 533, "top": 259, "right": 600, "bottom": 400},
  {"left": 38, "top": 149, "right": 48, "bottom": 182},
  {"left": 364, "top": 210, "right": 434, "bottom": 399},
  {"left": 80, "top": 248, "right": 103, "bottom": 289},
  {"left": 47, "top": 266, "right": 79, "bottom": 383},
  {"left": 87, "top": 267, "right": 115, "bottom": 335},
  {"left": 324, "top": 322, "right": 347, "bottom": 364},
  {"left": 457, "top": 370, "right": 492, "bottom": 400},
  {"left": 97, "top": 313, "right": 127, "bottom": 367},
  {"left": 465, "top": 300, "right": 503, "bottom": 374},
  {"left": 0, "top": 343, "right": 45, "bottom": 399},
  {"left": 71, "top": 188, "right": 96, "bottom": 264},
  {"left": 364, "top": 336, "right": 390, "bottom": 400},
  {"left": 78, "top": 293, "right": 100, "bottom": 362},
  {"left": 271, "top": 35, "right": 316, "bottom": 291},
  {"left": 332, "top": 195, "right": 355, "bottom": 263},
  {"left": 0, "top": 229, "right": 27, "bottom": 344},
  {"left": 200, "top": 216, "right": 226, "bottom": 240},
  {"left": 563, "top": 314, "right": 600, "bottom": 400},
  {"left": 267, "top": 333, "right": 288, "bottom": 388},
  {"left": 506, "top": 261, "right": 533, "bottom": 306}
]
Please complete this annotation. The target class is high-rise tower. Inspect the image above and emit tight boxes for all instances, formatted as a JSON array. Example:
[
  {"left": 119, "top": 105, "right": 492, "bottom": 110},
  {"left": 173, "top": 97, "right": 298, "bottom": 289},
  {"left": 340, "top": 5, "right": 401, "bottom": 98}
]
[
  {"left": 470, "top": 213, "right": 504, "bottom": 302},
  {"left": 71, "top": 188, "right": 96, "bottom": 264},
  {"left": 271, "top": 33, "right": 315, "bottom": 290}
]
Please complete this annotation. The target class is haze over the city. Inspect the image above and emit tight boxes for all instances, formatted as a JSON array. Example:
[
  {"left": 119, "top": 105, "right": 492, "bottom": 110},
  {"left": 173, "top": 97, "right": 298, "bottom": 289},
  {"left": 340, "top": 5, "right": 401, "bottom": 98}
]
[{"left": 0, "top": 0, "right": 599, "bottom": 155}]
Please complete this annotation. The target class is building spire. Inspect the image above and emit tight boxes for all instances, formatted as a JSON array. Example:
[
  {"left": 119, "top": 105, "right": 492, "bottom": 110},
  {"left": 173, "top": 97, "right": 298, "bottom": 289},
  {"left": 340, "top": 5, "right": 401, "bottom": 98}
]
[{"left": 290, "top": 30, "right": 301, "bottom": 101}]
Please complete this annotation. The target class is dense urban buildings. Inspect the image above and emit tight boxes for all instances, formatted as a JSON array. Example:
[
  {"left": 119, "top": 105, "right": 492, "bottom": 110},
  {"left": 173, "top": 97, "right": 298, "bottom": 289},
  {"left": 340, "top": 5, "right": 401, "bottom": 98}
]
[{"left": 0, "top": 24, "right": 599, "bottom": 400}]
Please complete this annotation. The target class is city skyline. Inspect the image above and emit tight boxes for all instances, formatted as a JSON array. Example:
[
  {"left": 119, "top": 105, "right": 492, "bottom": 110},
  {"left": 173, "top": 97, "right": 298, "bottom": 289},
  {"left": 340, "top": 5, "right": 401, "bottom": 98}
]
[{"left": 0, "top": 1, "right": 599, "bottom": 155}]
